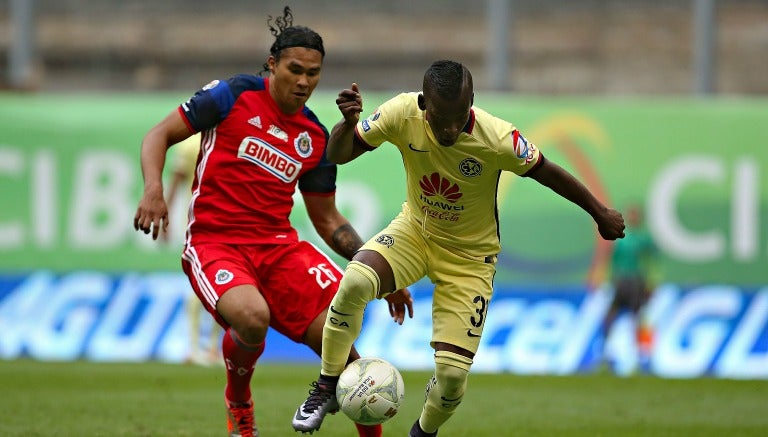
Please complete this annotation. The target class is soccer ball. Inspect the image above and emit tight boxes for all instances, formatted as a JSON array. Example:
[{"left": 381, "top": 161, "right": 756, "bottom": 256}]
[{"left": 336, "top": 357, "right": 405, "bottom": 425}]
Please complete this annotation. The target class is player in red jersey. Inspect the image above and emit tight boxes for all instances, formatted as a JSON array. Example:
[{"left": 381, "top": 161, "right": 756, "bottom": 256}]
[{"left": 133, "top": 7, "right": 413, "bottom": 437}]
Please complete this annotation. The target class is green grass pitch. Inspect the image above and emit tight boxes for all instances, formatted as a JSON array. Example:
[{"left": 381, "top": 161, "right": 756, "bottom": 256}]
[{"left": 2, "top": 359, "right": 766, "bottom": 436}]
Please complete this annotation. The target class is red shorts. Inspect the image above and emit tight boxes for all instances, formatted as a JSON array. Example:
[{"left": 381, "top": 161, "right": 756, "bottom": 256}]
[{"left": 181, "top": 240, "right": 343, "bottom": 342}]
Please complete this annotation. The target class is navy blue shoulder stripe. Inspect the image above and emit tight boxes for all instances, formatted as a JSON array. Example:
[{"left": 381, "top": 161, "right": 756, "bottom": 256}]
[
  {"left": 228, "top": 74, "right": 267, "bottom": 97},
  {"left": 302, "top": 106, "right": 330, "bottom": 140},
  {"left": 184, "top": 75, "right": 266, "bottom": 131}
]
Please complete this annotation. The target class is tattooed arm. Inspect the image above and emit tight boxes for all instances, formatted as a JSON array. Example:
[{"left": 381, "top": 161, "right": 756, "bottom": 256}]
[
  {"left": 329, "top": 223, "right": 364, "bottom": 261},
  {"left": 302, "top": 193, "right": 363, "bottom": 261}
]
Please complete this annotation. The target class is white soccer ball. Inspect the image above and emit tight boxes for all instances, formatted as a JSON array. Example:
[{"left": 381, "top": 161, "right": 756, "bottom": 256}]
[{"left": 336, "top": 357, "right": 405, "bottom": 425}]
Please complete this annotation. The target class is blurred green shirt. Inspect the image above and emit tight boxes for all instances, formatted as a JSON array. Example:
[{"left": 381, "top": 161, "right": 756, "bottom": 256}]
[{"left": 611, "top": 226, "right": 656, "bottom": 279}]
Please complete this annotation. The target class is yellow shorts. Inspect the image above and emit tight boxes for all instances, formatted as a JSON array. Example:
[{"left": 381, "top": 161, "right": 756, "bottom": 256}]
[{"left": 360, "top": 211, "right": 497, "bottom": 354}]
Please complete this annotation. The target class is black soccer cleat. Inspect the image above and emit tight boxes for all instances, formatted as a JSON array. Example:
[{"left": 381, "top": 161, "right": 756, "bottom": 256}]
[
  {"left": 292, "top": 379, "right": 339, "bottom": 433},
  {"left": 409, "top": 419, "right": 438, "bottom": 437}
]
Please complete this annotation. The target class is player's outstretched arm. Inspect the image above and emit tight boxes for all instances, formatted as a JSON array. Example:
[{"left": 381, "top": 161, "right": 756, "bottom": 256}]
[
  {"left": 133, "top": 110, "right": 193, "bottom": 240},
  {"left": 327, "top": 83, "right": 368, "bottom": 164},
  {"left": 528, "top": 157, "right": 625, "bottom": 240}
]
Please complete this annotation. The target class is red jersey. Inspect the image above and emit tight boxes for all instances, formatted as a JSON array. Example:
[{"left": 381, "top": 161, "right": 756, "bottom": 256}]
[{"left": 178, "top": 74, "right": 335, "bottom": 245}]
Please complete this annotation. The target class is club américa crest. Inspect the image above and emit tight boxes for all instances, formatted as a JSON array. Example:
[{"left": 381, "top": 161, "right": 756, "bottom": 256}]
[{"left": 375, "top": 234, "right": 395, "bottom": 248}]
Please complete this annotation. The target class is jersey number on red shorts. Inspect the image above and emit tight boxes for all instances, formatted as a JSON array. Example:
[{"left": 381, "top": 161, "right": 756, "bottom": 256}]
[{"left": 308, "top": 263, "right": 339, "bottom": 289}]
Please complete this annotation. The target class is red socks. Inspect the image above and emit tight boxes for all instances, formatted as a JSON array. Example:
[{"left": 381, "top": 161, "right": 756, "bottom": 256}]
[
  {"left": 221, "top": 327, "right": 381, "bottom": 437},
  {"left": 222, "top": 328, "right": 265, "bottom": 403},
  {"left": 355, "top": 423, "right": 383, "bottom": 437}
]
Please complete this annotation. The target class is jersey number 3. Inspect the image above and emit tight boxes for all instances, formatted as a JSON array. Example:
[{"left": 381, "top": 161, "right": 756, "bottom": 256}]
[{"left": 470, "top": 295, "right": 488, "bottom": 328}]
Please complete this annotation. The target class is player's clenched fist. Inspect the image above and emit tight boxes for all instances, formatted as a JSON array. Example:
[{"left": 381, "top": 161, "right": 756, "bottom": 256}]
[{"left": 336, "top": 82, "right": 363, "bottom": 125}]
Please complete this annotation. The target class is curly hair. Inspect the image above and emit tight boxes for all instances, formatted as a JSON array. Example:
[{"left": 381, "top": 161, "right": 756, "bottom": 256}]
[{"left": 261, "top": 6, "right": 325, "bottom": 75}]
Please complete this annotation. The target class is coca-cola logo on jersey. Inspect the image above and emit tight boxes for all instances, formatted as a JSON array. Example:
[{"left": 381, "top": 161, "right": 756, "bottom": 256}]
[{"left": 237, "top": 137, "right": 303, "bottom": 182}]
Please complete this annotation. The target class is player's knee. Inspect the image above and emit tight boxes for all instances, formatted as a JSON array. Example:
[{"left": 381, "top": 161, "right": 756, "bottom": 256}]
[
  {"left": 216, "top": 286, "right": 270, "bottom": 344},
  {"left": 230, "top": 305, "right": 270, "bottom": 344},
  {"left": 430, "top": 351, "right": 472, "bottom": 409},
  {"left": 338, "top": 261, "right": 379, "bottom": 306}
]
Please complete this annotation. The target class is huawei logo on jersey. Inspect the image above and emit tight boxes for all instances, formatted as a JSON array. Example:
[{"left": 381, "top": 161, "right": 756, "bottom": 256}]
[
  {"left": 238, "top": 136, "right": 302, "bottom": 182},
  {"left": 419, "top": 172, "right": 463, "bottom": 203}
]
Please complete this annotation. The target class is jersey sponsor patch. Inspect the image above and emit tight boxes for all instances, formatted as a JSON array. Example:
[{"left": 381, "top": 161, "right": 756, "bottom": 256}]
[
  {"left": 238, "top": 136, "right": 302, "bottom": 182},
  {"left": 513, "top": 130, "right": 539, "bottom": 165},
  {"left": 512, "top": 130, "right": 530, "bottom": 159},
  {"left": 419, "top": 172, "right": 464, "bottom": 222},
  {"left": 361, "top": 119, "right": 371, "bottom": 132},
  {"left": 524, "top": 143, "right": 538, "bottom": 165},
  {"left": 419, "top": 172, "right": 463, "bottom": 203},
  {"left": 202, "top": 79, "right": 220, "bottom": 91},
  {"left": 268, "top": 124, "right": 288, "bottom": 142}
]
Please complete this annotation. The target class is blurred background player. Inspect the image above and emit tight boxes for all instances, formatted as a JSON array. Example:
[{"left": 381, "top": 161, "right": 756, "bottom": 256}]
[
  {"left": 162, "top": 133, "right": 223, "bottom": 366},
  {"left": 293, "top": 60, "right": 625, "bottom": 437},
  {"left": 601, "top": 203, "right": 659, "bottom": 373},
  {"left": 133, "top": 7, "right": 412, "bottom": 437}
]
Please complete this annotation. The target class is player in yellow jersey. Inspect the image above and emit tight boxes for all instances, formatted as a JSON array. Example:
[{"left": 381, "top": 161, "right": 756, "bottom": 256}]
[
  {"left": 163, "top": 133, "right": 223, "bottom": 366},
  {"left": 293, "top": 60, "right": 626, "bottom": 436}
]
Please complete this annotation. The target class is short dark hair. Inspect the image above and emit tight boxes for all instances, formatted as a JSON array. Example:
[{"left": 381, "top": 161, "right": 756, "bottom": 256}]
[
  {"left": 423, "top": 60, "right": 473, "bottom": 100},
  {"left": 261, "top": 7, "right": 325, "bottom": 73}
]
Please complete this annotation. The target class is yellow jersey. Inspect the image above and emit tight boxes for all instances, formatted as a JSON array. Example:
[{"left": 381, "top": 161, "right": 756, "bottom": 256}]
[
  {"left": 355, "top": 92, "right": 541, "bottom": 256},
  {"left": 172, "top": 133, "right": 201, "bottom": 179}
]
